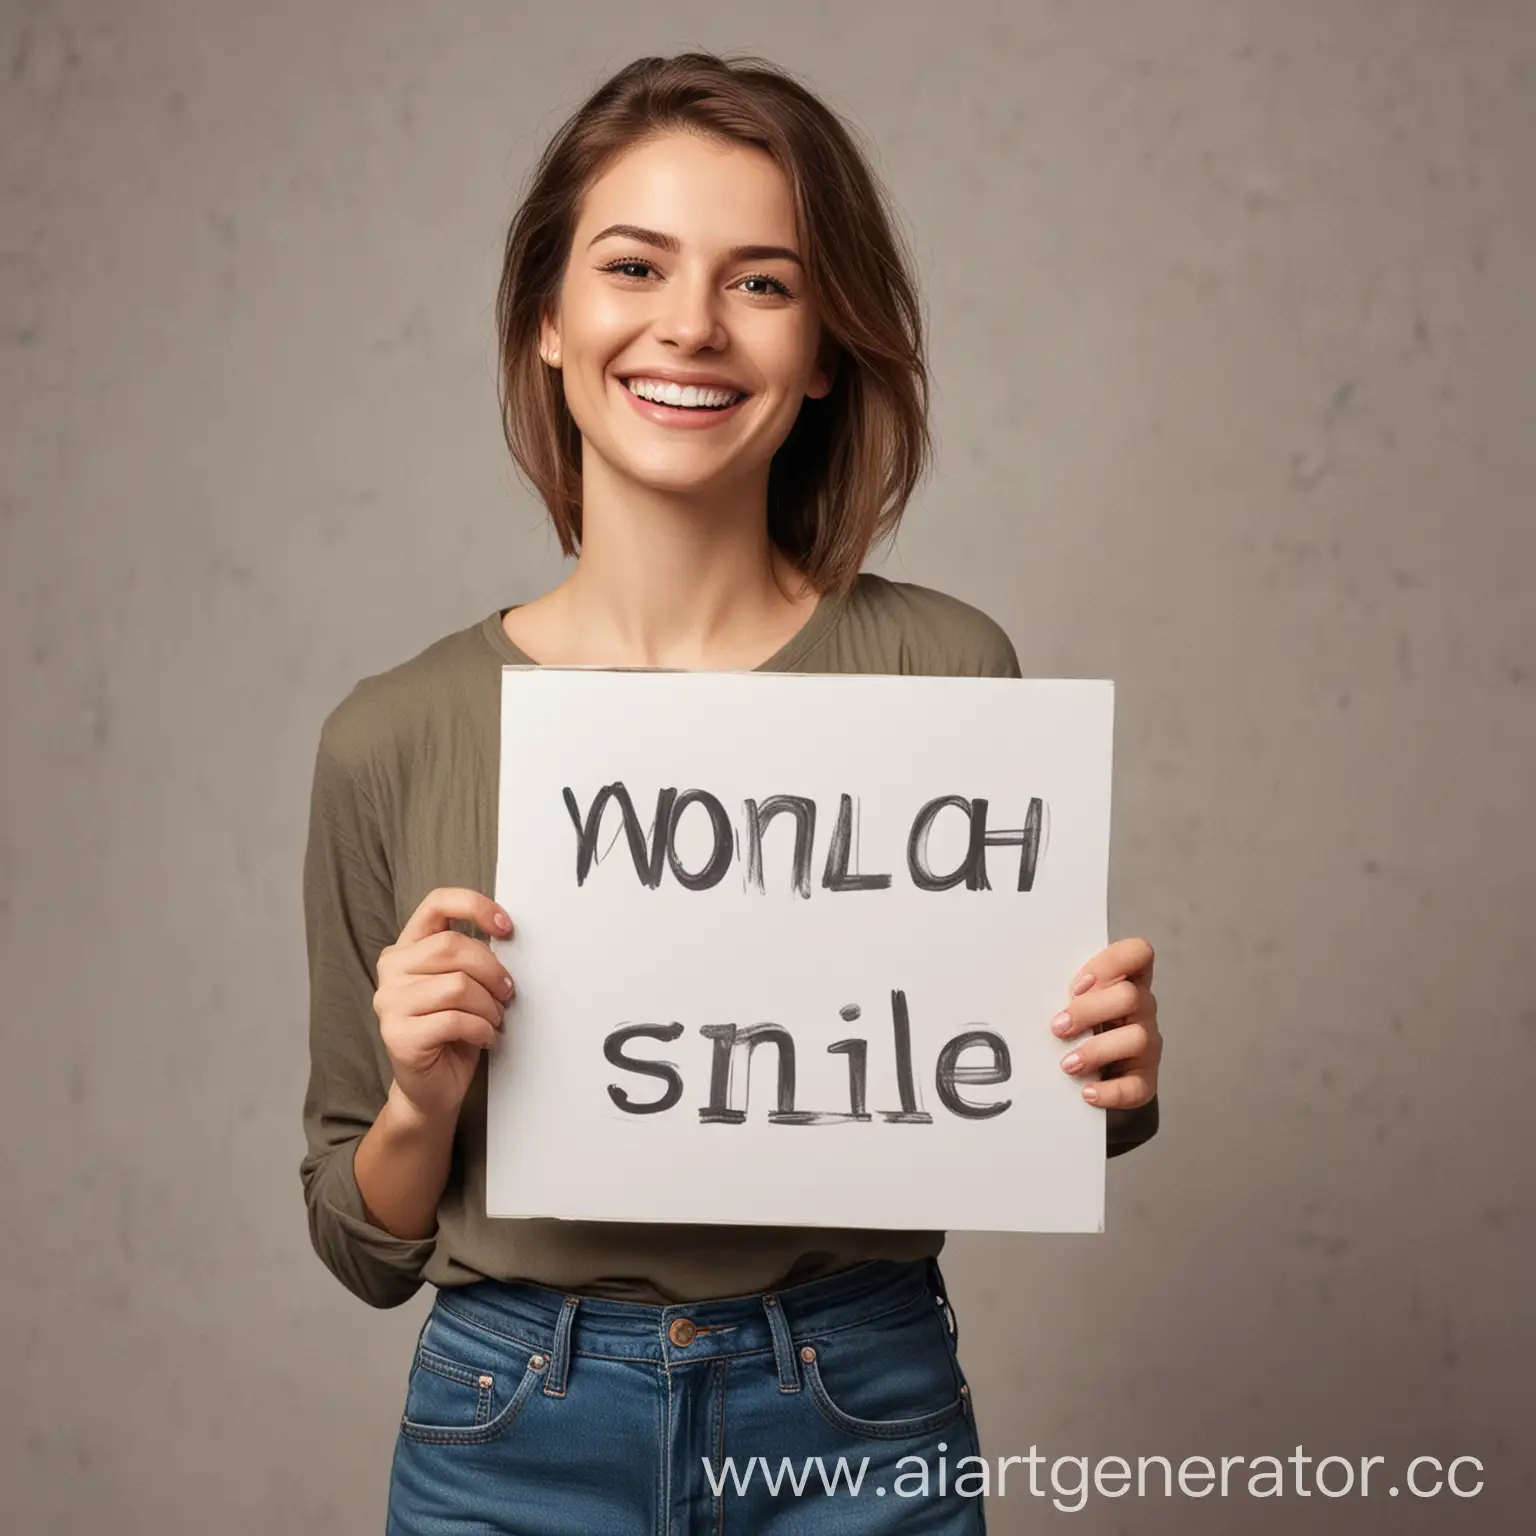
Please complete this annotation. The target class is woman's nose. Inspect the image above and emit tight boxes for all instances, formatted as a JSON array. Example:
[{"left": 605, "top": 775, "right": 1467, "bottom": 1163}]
[{"left": 654, "top": 274, "right": 727, "bottom": 351}]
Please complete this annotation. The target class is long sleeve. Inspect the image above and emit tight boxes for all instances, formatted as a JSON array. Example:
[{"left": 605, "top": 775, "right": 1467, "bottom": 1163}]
[
  {"left": 1107, "top": 1092, "right": 1158, "bottom": 1156},
  {"left": 982, "top": 620, "right": 1162, "bottom": 1161},
  {"left": 298, "top": 707, "right": 438, "bottom": 1308}
]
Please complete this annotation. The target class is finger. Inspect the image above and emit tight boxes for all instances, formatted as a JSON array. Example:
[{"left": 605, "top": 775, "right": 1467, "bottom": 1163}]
[
  {"left": 384, "top": 927, "right": 515, "bottom": 1005},
  {"left": 1070, "top": 936, "right": 1155, "bottom": 996},
  {"left": 1050, "top": 979, "right": 1141, "bottom": 1039},
  {"left": 1060, "top": 1020, "right": 1150, "bottom": 1077},
  {"left": 383, "top": 1007, "right": 500, "bottom": 1060},
  {"left": 399, "top": 969, "right": 509, "bottom": 1031},
  {"left": 397, "top": 887, "right": 513, "bottom": 948},
  {"left": 1081, "top": 1069, "right": 1155, "bottom": 1111}
]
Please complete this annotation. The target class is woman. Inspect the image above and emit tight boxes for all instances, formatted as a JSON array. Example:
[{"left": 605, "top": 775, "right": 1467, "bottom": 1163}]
[{"left": 300, "top": 52, "right": 1163, "bottom": 1533}]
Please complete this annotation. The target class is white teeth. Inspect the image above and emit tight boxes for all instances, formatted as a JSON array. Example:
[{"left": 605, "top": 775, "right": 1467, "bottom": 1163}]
[{"left": 625, "top": 377, "right": 742, "bottom": 409}]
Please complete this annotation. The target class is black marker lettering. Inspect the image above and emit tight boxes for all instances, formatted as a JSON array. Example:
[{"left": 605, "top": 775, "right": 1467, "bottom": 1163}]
[
  {"left": 604, "top": 1000, "right": 1018, "bottom": 1124},
  {"left": 666, "top": 789, "right": 733, "bottom": 891},
  {"left": 603, "top": 1023, "right": 685, "bottom": 1113},
  {"left": 564, "top": 782, "right": 676, "bottom": 888},
  {"left": 980, "top": 796, "right": 1043, "bottom": 893},
  {"left": 826, "top": 1038, "right": 870, "bottom": 1119},
  {"left": 879, "top": 988, "right": 933, "bottom": 1123},
  {"left": 743, "top": 795, "right": 816, "bottom": 897},
  {"left": 822, "top": 794, "right": 892, "bottom": 891},
  {"left": 907, "top": 795, "right": 1043, "bottom": 892},
  {"left": 934, "top": 1030, "right": 1013, "bottom": 1118},
  {"left": 698, "top": 1023, "right": 797, "bottom": 1124}
]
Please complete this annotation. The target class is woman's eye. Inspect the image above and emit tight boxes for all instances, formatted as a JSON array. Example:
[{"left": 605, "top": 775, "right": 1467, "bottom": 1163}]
[
  {"left": 597, "top": 260, "right": 792, "bottom": 299},
  {"left": 602, "top": 259, "right": 654, "bottom": 280},
  {"left": 740, "top": 273, "right": 793, "bottom": 299}
]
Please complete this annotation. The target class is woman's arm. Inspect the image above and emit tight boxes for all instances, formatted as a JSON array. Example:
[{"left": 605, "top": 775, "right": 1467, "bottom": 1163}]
[
  {"left": 353, "top": 1081, "right": 457, "bottom": 1239},
  {"left": 299, "top": 707, "right": 440, "bottom": 1308}
]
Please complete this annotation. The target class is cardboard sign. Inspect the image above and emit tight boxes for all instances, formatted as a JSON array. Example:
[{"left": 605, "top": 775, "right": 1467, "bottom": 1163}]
[{"left": 488, "top": 669, "right": 1114, "bottom": 1232}]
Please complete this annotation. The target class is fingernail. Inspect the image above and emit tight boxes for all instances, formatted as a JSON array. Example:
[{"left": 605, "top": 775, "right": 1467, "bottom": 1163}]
[
  {"left": 495, "top": 911, "right": 512, "bottom": 934},
  {"left": 503, "top": 974, "right": 515, "bottom": 997},
  {"left": 1051, "top": 1011, "right": 1073, "bottom": 1035},
  {"left": 1082, "top": 1085, "right": 1099, "bottom": 1103},
  {"left": 1072, "top": 973, "right": 1095, "bottom": 996},
  {"left": 1061, "top": 1051, "right": 1083, "bottom": 1073}
]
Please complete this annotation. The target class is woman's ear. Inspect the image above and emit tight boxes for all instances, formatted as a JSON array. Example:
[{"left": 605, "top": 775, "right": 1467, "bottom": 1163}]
[
  {"left": 538, "top": 313, "right": 561, "bottom": 367},
  {"left": 806, "top": 337, "right": 840, "bottom": 400}
]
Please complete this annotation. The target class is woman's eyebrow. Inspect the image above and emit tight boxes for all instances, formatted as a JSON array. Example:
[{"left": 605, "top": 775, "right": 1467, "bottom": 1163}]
[{"left": 587, "top": 223, "right": 803, "bottom": 269}]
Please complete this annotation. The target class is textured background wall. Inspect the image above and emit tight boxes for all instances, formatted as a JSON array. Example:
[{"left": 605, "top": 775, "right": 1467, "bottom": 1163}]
[{"left": 3, "top": 1, "right": 1532, "bottom": 1532}]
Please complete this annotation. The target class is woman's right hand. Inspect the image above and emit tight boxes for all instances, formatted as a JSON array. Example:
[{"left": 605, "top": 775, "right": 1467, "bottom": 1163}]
[{"left": 373, "top": 887, "right": 517, "bottom": 1124}]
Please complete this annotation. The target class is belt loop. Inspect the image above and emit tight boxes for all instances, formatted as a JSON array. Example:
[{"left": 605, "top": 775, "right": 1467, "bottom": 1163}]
[
  {"left": 543, "top": 1294, "right": 579, "bottom": 1398},
  {"left": 761, "top": 1292, "right": 801, "bottom": 1393}
]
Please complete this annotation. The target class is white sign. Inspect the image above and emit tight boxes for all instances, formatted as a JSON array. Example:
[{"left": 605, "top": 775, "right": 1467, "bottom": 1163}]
[{"left": 488, "top": 669, "right": 1114, "bottom": 1233}]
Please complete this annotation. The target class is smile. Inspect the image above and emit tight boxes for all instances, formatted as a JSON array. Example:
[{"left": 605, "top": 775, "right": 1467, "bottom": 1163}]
[{"left": 617, "top": 376, "right": 751, "bottom": 430}]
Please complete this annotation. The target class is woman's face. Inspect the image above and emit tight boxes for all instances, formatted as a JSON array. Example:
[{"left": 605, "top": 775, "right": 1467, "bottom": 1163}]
[{"left": 542, "top": 130, "right": 834, "bottom": 498}]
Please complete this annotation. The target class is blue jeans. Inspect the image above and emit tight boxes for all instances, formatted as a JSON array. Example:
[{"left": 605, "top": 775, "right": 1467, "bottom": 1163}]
[{"left": 386, "top": 1257, "right": 987, "bottom": 1534}]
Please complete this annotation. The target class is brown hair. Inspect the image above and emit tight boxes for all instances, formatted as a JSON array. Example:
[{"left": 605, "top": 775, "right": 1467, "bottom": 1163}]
[{"left": 495, "top": 52, "right": 932, "bottom": 598}]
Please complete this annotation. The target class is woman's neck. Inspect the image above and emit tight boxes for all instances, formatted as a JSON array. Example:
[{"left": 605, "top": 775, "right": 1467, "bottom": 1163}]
[{"left": 507, "top": 462, "right": 820, "bottom": 671}]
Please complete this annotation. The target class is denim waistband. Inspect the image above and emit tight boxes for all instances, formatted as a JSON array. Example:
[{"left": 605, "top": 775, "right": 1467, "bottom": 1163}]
[{"left": 433, "top": 1258, "right": 955, "bottom": 1392}]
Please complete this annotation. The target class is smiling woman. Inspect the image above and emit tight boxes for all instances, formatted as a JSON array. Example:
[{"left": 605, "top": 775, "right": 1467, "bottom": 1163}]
[
  {"left": 492, "top": 66, "right": 934, "bottom": 667},
  {"left": 298, "top": 48, "right": 1160, "bottom": 1536}
]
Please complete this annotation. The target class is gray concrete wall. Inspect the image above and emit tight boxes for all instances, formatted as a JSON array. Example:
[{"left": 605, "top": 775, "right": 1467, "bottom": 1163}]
[{"left": 3, "top": 1, "right": 1531, "bottom": 1531}]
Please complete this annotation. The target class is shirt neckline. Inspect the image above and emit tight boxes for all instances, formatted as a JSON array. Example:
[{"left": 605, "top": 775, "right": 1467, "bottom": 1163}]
[{"left": 478, "top": 577, "right": 854, "bottom": 674}]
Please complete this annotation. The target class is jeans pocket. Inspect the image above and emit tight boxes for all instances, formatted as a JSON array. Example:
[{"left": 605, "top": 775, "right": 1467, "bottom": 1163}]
[
  {"left": 398, "top": 1304, "right": 549, "bottom": 1446},
  {"left": 801, "top": 1295, "right": 967, "bottom": 1441}
]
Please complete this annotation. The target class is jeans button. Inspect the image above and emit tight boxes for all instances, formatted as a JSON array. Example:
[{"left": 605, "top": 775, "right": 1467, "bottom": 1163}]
[{"left": 668, "top": 1317, "right": 697, "bottom": 1347}]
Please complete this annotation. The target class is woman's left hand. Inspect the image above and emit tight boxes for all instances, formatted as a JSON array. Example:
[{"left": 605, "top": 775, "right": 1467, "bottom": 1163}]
[{"left": 1049, "top": 937, "right": 1162, "bottom": 1109}]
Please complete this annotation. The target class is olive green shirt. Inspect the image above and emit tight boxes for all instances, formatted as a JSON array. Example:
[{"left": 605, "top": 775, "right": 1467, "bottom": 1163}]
[{"left": 299, "top": 572, "right": 1159, "bottom": 1309}]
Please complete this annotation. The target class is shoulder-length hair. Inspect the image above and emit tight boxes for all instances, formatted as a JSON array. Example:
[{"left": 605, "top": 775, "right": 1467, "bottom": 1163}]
[{"left": 495, "top": 52, "right": 932, "bottom": 597}]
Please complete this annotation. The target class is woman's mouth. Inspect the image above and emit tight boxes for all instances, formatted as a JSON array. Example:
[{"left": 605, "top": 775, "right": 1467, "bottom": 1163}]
[{"left": 617, "top": 375, "right": 750, "bottom": 429}]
